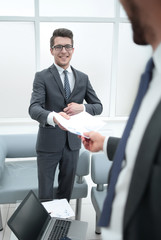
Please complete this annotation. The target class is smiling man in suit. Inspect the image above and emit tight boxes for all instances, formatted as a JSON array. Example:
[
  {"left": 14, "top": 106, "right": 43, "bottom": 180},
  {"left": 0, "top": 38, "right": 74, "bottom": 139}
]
[
  {"left": 29, "top": 28, "right": 103, "bottom": 202},
  {"left": 81, "top": 0, "right": 161, "bottom": 239}
]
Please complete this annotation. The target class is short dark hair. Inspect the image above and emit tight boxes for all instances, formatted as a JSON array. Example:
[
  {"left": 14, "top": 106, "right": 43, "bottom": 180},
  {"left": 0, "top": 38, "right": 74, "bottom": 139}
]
[{"left": 50, "top": 28, "right": 74, "bottom": 48}]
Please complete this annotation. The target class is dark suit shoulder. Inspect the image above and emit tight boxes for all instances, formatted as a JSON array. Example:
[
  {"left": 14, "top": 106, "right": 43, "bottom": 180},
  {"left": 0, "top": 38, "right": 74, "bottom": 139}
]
[
  {"left": 34, "top": 64, "right": 56, "bottom": 83},
  {"left": 36, "top": 64, "right": 55, "bottom": 75},
  {"left": 71, "top": 66, "right": 88, "bottom": 78}
]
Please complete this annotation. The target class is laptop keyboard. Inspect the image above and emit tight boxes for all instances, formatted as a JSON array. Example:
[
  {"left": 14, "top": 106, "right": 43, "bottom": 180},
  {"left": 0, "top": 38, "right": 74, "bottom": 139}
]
[{"left": 48, "top": 219, "right": 71, "bottom": 240}]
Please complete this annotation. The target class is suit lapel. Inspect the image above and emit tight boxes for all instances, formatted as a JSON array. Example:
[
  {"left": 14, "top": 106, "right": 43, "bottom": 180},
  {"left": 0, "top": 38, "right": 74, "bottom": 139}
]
[
  {"left": 49, "top": 64, "right": 66, "bottom": 98},
  {"left": 124, "top": 100, "right": 161, "bottom": 229},
  {"left": 69, "top": 66, "right": 79, "bottom": 100},
  {"left": 49, "top": 65, "right": 80, "bottom": 101}
]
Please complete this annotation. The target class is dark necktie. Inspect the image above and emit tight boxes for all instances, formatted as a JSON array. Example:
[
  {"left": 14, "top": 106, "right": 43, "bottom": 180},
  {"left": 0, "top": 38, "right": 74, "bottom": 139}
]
[
  {"left": 99, "top": 58, "right": 154, "bottom": 227},
  {"left": 64, "top": 70, "right": 71, "bottom": 99}
]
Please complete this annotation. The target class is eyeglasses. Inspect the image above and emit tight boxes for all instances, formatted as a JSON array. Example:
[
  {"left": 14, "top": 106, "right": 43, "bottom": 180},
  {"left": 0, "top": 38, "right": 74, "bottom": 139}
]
[{"left": 52, "top": 44, "right": 73, "bottom": 52}]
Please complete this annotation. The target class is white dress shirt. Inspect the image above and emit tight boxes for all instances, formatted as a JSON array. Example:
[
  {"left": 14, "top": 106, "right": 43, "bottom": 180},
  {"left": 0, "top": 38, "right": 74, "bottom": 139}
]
[
  {"left": 56, "top": 64, "right": 75, "bottom": 92},
  {"left": 47, "top": 64, "right": 75, "bottom": 126},
  {"left": 47, "top": 64, "right": 85, "bottom": 127},
  {"left": 102, "top": 42, "right": 161, "bottom": 239}
]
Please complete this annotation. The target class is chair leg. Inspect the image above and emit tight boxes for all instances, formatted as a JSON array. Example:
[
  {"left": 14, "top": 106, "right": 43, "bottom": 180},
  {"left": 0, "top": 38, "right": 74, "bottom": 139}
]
[
  {"left": 75, "top": 198, "right": 82, "bottom": 220},
  {"left": 0, "top": 207, "right": 3, "bottom": 231},
  {"left": 95, "top": 215, "right": 101, "bottom": 234}
]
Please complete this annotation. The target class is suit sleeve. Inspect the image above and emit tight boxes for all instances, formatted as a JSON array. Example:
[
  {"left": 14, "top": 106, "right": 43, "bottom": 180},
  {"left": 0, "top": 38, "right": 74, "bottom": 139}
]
[
  {"left": 28, "top": 72, "right": 50, "bottom": 125},
  {"left": 84, "top": 76, "right": 103, "bottom": 115},
  {"left": 107, "top": 137, "right": 120, "bottom": 160}
]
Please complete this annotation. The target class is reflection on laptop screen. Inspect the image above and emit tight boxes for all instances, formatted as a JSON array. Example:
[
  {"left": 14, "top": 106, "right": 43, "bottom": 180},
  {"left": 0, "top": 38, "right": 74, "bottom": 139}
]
[{"left": 7, "top": 191, "right": 50, "bottom": 240}]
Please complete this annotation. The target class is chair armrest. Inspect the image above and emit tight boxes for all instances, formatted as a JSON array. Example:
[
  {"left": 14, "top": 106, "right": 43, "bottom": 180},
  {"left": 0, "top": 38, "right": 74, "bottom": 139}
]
[
  {"left": 76, "top": 148, "right": 90, "bottom": 179},
  {"left": 91, "top": 153, "right": 112, "bottom": 185}
]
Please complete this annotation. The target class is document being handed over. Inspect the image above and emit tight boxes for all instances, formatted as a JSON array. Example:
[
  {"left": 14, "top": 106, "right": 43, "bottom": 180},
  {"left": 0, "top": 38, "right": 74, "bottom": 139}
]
[{"left": 54, "top": 111, "right": 106, "bottom": 137}]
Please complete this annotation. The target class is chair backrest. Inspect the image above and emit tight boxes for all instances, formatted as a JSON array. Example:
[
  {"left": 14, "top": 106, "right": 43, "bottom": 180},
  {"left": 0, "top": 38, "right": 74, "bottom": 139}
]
[
  {"left": 91, "top": 152, "right": 112, "bottom": 185},
  {"left": 0, "top": 134, "right": 37, "bottom": 177},
  {"left": 0, "top": 134, "right": 89, "bottom": 180},
  {"left": 77, "top": 148, "right": 90, "bottom": 177},
  {"left": 1, "top": 134, "right": 37, "bottom": 158}
]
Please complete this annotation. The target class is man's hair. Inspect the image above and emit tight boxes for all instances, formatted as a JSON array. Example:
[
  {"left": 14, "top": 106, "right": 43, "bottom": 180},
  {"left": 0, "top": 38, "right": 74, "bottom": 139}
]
[{"left": 50, "top": 28, "right": 74, "bottom": 48}]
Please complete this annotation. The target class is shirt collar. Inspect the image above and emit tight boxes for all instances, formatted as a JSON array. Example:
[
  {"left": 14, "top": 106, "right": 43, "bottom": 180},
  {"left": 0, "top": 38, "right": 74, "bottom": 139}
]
[
  {"left": 54, "top": 63, "right": 72, "bottom": 74},
  {"left": 153, "top": 42, "right": 161, "bottom": 74}
]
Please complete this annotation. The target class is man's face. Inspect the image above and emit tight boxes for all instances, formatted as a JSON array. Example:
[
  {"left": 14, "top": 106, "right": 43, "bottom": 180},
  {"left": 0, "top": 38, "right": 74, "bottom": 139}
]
[
  {"left": 120, "top": 0, "right": 152, "bottom": 45},
  {"left": 50, "top": 37, "right": 74, "bottom": 69}
]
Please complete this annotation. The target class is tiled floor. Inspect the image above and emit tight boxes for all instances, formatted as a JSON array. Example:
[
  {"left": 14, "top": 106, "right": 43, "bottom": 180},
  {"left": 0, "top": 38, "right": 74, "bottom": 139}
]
[{"left": 0, "top": 175, "right": 102, "bottom": 240}]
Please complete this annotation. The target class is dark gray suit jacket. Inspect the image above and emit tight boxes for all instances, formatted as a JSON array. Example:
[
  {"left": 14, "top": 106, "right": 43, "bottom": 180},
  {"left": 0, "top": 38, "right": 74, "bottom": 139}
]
[
  {"left": 107, "top": 100, "right": 161, "bottom": 240},
  {"left": 29, "top": 64, "right": 103, "bottom": 152}
]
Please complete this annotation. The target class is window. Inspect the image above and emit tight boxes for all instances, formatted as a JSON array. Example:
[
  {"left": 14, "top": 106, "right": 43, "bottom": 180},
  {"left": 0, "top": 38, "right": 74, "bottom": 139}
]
[
  {"left": 39, "top": 0, "right": 114, "bottom": 17},
  {"left": 0, "top": 0, "right": 152, "bottom": 120},
  {"left": 0, "top": 22, "right": 35, "bottom": 118},
  {"left": 0, "top": 0, "right": 34, "bottom": 16}
]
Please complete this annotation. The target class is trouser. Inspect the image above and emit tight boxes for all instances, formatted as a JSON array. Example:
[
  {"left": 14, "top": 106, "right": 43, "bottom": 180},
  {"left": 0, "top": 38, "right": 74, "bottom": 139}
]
[{"left": 37, "top": 146, "right": 79, "bottom": 202}]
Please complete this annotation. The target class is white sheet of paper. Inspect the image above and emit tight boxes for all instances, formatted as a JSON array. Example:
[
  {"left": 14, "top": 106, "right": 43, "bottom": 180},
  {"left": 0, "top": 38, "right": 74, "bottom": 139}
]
[
  {"left": 54, "top": 111, "right": 106, "bottom": 137},
  {"left": 42, "top": 198, "right": 75, "bottom": 218}
]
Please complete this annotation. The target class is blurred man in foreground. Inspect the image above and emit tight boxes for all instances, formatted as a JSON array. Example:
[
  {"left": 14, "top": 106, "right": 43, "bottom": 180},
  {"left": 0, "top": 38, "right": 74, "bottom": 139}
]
[{"left": 81, "top": 0, "right": 161, "bottom": 239}]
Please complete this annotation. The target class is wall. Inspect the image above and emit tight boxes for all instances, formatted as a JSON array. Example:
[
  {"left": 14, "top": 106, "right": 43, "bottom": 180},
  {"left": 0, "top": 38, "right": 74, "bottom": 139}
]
[{"left": 0, "top": 0, "right": 152, "bottom": 137}]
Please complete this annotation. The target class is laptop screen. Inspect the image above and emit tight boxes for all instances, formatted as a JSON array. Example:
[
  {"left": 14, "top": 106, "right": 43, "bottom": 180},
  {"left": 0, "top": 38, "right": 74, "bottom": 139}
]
[{"left": 7, "top": 191, "right": 51, "bottom": 240}]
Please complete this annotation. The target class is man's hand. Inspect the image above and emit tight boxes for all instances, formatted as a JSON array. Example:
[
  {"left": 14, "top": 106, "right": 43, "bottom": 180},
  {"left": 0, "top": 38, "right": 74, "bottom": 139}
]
[
  {"left": 81, "top": 131, "right": 105, "bottom": 152},
  {"left": 53, "top": 112, "right": 70, "bottom": 130},
  {"left": 63, "top": 102, "right": 84, "bottom": 116}
]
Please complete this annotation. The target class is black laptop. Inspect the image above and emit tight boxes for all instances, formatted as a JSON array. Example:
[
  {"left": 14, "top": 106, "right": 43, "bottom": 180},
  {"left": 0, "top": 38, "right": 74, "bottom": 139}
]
[{"left": 8, "top": 190, "right": 88, "bottom": 240}]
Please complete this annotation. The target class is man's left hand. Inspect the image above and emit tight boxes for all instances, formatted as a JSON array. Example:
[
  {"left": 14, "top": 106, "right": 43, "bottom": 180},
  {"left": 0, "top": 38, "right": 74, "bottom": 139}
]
[{"left": 63, "top": 102, "right": 84, "bottom": 116}]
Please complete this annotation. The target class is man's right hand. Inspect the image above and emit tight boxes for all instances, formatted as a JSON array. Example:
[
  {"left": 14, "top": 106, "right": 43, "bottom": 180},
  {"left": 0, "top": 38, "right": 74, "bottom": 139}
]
[
  {"left": 81, "top": 131, "right": 105, "bottom": 152},
  {"left": 53, "top": 112, "right": 70, "bottom": 130}
]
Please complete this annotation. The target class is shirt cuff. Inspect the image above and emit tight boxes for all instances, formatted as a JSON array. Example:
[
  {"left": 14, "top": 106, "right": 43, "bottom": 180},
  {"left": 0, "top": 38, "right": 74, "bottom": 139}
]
[
  {"left": 103, "top": 136, "right": 110, "bottom": 156},
  {"left": 47, "top": 111, "right": 56, "bottom": 127}
]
